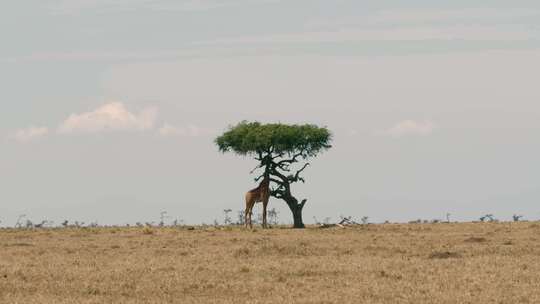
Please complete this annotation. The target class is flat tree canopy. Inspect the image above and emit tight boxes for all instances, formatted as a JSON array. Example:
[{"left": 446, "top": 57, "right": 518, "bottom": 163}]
[
  {"left": 216, "top": 121, "right": 331, "bottom": 157},
  {"left": 216, "top": 121, "right": 332, "bottom": 228}
]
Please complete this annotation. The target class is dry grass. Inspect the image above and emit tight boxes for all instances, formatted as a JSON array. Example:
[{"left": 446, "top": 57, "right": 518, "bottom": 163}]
[{"left": 1, "top": 222, "right": 539, "bottom": 303}]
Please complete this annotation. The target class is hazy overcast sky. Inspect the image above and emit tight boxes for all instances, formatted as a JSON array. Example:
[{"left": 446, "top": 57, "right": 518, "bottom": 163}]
[{"left": 1, "top": 0, "right": 539, "bottom": 226}]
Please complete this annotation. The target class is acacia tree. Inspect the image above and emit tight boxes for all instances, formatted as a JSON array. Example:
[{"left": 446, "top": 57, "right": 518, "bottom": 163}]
[{"left": 215, "top": 121, "right": 332, "bottom": 228}]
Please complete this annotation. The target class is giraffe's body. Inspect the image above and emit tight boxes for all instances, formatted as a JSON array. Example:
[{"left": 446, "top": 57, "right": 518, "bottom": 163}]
[{"left": 245, "top": 177, "right": 270, "bottom": 228}]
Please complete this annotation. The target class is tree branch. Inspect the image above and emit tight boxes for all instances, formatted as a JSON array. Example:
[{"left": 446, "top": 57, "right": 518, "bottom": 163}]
[
  {"left": 292, "top": 163, "right": 310, "bottom": 182},
  {"left": 250, "top": 163, "right": 263, "bottom": 174},
  {"left": 254, "top": 174, "right": 265, "bottom": 182},
  {"left": 271, "top": 152, "right": 285, "bottom": 160},
  {"left": 269, "top": 178, "right": 285, "bottom": 187},
  {"left": 269, "top": 167, "right": 289, "bottom": 184},
  {"left": 277, "top": 150, "right": 305, "bottom": 166},
  {"left": 270, "top": 188, "right": 285, "bottom": 199},
  {"left": 275, "top": 162, "right": 291, "bottom": 172},
  {"left": 255, "top": 150, "right": 263, "bottom": 162}
]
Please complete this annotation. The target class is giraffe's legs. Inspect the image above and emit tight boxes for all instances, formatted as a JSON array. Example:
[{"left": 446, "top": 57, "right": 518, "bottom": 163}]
[
  {"left": 248, "top": 208, "right": 252, "bottom": 229},
  {"left": 245, "top": 201, "right": 254, "bottom": 229},
  {"left": 249, "top": 207, "right": 253, "bottom": 229},
  {"left": 262, "top": 200, "right": 268, "bottom": 229},
  {"left": 244, "top": 208, "right": 249, "bottom": 229},
  {"left": 245, "top": 205, "right": 251, "bottom": 229}
]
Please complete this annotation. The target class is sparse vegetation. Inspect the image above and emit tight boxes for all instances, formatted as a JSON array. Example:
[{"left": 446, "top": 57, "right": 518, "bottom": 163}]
[
  {"left": 0, "top": 222, "right": 539, "bottom": 303},
  {"left": 223, "top": 209, "right": 233, "bottom": 225},
  {"left": 236, "top": 210, "right": 245, "bottom": 226},
  {"left": 159, "top": 211, "right": 170, "bottom": 227},
  {"left": 361, "top": 216, "right": 369, "bottom": 225},
  {"left": 141, "top": 226, "right": 154, "bottom": 235},
  {"left": 267, "top": 208, "right": 279, "bottom": 226},
  {"left": 479, "top": 214, "right": 497, "bottom": 222}
]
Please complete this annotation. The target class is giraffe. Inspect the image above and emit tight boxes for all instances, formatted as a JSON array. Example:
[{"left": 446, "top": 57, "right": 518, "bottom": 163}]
[{"left": 244, "top": 176, "right": 270, "bottom": 229}]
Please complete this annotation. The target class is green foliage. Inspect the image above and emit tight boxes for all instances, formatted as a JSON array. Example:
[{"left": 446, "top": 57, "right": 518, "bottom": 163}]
[{"left": 215, "top": 121, "right": 332, "bottom": 158}]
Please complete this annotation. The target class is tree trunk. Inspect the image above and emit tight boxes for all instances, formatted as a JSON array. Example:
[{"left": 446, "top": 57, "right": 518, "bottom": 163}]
[
  {"left": 284, "top": 195, "right": 306, "bottom": 229},
  {"left": 291, "top": 205, "right": 305, "bottom": 229}
]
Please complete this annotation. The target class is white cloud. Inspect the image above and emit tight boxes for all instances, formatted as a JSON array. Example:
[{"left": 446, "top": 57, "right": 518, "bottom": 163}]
[
  {"left": 58, "top": 102, "right": 158, "bottom": 134},
  {"left": 10, "top": 103, "right": 216, "bottom": 141},
  {"left": 11, "top": 127, "right": 49, "bottom": 143},
  {"left": 385, "top": 120, "right": 435, "bottom": 137},
  {"left": 158, "top": 123, "right": 216, "bottom": 137}
]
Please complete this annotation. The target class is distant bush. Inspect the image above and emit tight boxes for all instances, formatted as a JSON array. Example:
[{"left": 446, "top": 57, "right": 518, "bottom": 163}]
[{"left": 142, "top": 226, "right": 154, "bottom": 235}]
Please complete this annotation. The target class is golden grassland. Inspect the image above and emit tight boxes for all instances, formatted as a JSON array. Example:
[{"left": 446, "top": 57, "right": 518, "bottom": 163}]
[{"left": 1, "top": 222, "right": 539, "bottom": 303}]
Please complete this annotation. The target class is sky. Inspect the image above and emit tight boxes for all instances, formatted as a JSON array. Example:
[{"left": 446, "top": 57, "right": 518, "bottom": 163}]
[{"left": 1, "top": 0, "right": 540, "bottom": 226}]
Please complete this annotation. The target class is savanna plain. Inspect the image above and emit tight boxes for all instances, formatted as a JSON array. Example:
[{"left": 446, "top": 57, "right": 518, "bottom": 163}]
[{"left": 1, "top": 222, "right": 539, "bottom": 303}]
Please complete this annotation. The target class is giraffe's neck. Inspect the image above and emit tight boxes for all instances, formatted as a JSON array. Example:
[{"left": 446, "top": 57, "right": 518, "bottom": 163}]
[{"left": 260, "top": 177, "right": 269, "bottom": 189}]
